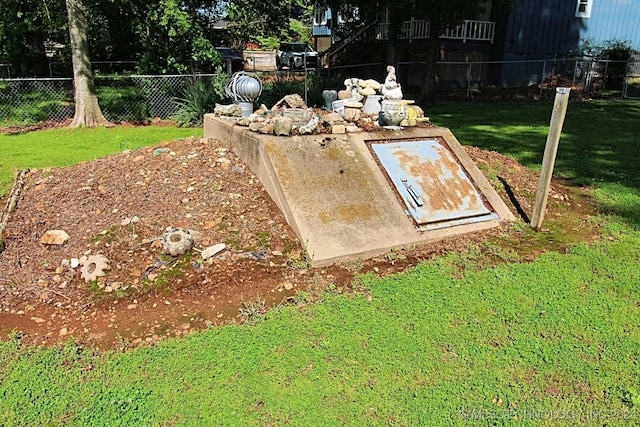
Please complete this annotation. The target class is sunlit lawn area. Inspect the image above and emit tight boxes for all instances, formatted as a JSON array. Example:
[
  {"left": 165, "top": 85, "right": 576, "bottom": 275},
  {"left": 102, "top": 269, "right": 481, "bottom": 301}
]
[
  {"left": 0, "top": 125, "right": 200, "bottom": 195},
  {"left": 1, "top": 99, "right": 640, "bottom": 425}
]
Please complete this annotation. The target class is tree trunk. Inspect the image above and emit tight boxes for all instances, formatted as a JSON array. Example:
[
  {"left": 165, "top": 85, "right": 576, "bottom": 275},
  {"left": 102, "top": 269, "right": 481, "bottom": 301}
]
[
  {"left": 66, "top": 0, "right": 111, "bottom": 128},
  {"left": 27, "top": 31, "right": 49, "bottom": 77},
  {"left": 419, "top": 21, "right": 442, "bottom": 104}
]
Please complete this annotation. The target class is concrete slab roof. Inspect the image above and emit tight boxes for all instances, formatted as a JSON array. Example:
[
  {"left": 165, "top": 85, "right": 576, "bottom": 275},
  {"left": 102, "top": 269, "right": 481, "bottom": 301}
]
[{"left": 204, "top": 114, "right": 515, "bottom": 266}]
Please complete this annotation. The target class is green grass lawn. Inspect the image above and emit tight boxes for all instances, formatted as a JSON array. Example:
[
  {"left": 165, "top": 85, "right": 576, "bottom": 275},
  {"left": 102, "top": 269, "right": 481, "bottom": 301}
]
[
  {"left": 1, "top": 100, "right": 640, "bottom": 426},
  {"left": 431, "top": 98, "right": 640, "bottom": 229},
  {"left": 0, "top": 125, "right": 200, "bottom": 195}
]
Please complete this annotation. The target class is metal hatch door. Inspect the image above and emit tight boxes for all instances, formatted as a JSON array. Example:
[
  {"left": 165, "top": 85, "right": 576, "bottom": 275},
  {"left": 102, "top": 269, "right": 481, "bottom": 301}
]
[{"left": 371, "top": 140, "right": 497, "bottom": 229}]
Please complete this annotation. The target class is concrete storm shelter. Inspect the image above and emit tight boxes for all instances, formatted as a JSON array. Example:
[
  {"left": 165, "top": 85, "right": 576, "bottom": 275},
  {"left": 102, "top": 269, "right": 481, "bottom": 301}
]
[{"left": 204, "top": 115, "right": 515, "bottom": 267}]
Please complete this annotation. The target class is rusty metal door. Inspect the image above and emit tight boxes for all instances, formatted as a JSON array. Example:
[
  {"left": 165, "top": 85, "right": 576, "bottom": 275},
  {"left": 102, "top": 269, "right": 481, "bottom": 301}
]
[{"left": 372, "top": 140, "right": 497, "bottom": 229}]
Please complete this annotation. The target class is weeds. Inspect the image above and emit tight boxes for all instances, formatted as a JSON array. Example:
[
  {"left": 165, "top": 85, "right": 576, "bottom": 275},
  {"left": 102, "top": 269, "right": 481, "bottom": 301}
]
[
  {"left": 287, "top": 249, "right": 312, "bottom": 269},
  {"left": 238, "top": 297, "right": 267, "bottom": 325},
  {"left": 292, "top": 290, "right": 313, "bottom": 305}
]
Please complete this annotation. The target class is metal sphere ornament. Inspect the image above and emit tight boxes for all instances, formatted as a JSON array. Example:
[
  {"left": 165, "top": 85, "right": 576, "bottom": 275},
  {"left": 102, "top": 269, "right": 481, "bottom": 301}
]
[{"left": 225, "top": 72, "right": 263, "bottom": 117}]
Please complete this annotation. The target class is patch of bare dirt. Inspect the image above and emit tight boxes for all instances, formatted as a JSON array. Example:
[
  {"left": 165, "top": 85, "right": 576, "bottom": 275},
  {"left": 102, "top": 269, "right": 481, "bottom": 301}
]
[{"left": 0, "top": 134, "right": 601, "bottom": 350}]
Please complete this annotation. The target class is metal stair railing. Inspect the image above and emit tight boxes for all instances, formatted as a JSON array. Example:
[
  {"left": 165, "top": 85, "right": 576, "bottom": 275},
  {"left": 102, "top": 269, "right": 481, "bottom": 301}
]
[{"left": 325, "top": 21, "right": 377, "bottom": 66}]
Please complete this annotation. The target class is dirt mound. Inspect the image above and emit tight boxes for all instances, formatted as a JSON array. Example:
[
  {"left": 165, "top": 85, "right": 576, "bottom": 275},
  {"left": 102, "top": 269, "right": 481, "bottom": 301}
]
[{"left": 0, "top": 136, "right": 599, "bottom": 349}]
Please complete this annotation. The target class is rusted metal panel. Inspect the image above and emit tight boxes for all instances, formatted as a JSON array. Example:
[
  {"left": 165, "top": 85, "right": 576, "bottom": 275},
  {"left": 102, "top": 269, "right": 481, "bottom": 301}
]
[{"left": 372, "top": 140, "right": 495, "bottom": 226}]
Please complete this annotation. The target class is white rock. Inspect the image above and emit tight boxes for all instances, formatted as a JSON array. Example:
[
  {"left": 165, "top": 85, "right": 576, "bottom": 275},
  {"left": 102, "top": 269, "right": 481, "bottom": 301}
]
[
  {"left": 201, "top": 243, "right": 226, "bottom": 260},
  {"left": 187, "top": 229, "right": 204, "bottom": 242}
]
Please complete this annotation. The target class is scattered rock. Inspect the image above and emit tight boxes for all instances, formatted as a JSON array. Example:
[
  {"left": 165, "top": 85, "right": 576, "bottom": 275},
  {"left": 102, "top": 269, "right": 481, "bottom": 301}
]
[
  {"left": 281, "top": 108, "right": 313, "bottom": 125},
  {"left": 40, "top": 229, "right": 70, "bottom": 245},
  {"left": 153, "top": 148, "right": 170, "bottom": 156},
  {"left": 214, "top": 103, "right": 242, "bottom": 117},
  {"left": 259, "top": 124, "right": 274, "bottom": 134},
  {"left": 248, "top": 121, "right": 262, "bottom": 132},
  {"left": 323, "top": 112, "right": 344, "bottom": 125},
  {"left": 299, "top": 115, "right": 320, "bottom": 135},
  {"left": 273, "top": 116, "right": 294, "bottom": 136},
  {"left": 272, "top": 94, "right": 306, "bottom": 109},
  {"left": 332, "top": 125, "right": 346, "bottom": 134},
  {"left": 201, "top": 243, "right": 226, "bottom": 260}
]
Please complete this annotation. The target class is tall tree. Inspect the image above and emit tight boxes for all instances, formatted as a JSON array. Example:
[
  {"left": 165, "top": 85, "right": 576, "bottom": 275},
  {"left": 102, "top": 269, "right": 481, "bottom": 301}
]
[
  {"left": 0, "top": 0, "right": 66, "bottom": 76},
  {"left": 135, "top": 0, "right": 222, "bottom": 73},
  {"left": 66, "top": 0, "right": 111, "bottom": 127},
  {"left": 224, "top": 0, "right": 291, "bottom": 47}
]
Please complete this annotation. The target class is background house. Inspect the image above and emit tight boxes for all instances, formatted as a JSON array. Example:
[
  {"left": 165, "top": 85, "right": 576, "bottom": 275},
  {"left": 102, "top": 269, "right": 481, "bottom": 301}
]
[
  {"left": 495, "top": 0, "right": 640, "bottom": 86},
  {"left": 313, "top": 0, "right": 640, "bottom": 91}
]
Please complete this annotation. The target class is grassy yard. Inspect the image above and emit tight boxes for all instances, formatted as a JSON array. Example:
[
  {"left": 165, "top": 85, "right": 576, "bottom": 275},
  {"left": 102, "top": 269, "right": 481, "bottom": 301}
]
[
  {"left": 431, "top": 98, "right": 640, "bottom": 229},
  {"left": 0, "top": 126, "right": 200, "bottom": 195},
  {"left": 1, "top": 100, "right": 640, "bottom": 426}
]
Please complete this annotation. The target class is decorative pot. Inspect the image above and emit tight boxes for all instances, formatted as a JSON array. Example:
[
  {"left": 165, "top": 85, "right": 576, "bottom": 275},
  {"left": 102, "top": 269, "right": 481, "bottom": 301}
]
[
  {"left": 379, "top": 100, "right": 407, "bottom": 126},
  {"left": 363, "top": 94, "right": 383, "bottom": 114},
  {"left": 342, "top": 101, "right": 363, "bottom": 122}
]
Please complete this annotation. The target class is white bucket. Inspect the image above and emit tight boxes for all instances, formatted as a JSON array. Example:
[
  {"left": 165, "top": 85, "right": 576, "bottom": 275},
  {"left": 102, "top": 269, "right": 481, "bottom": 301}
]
[{"left": 239, "top": 102, "right": 253, "bottom": 117}]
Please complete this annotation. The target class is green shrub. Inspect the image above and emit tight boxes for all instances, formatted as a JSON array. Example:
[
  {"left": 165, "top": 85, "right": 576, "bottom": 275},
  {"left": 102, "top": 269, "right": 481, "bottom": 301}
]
[{"left": 171, "top": 70, "right": 230, "bottom": 127}]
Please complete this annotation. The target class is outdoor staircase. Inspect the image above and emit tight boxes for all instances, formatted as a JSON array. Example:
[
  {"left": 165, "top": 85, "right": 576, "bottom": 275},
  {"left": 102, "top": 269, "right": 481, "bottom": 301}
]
[
  {"left": 322, "top": 18, "right": 496, "bottom": 67},
  {"left": 323, "top": 22, "right": 378, "bottom": 67}
]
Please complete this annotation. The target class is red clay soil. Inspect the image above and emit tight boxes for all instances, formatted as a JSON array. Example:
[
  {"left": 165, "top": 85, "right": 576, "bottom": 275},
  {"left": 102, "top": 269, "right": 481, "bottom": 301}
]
[{"left": 0, "top": 134, "right": 601, "bottom": 350}]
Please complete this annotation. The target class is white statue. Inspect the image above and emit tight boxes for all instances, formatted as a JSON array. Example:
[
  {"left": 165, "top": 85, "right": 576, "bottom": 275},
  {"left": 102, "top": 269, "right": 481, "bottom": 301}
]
[{"left": 380, "top": 65, "right": 403, "bottom": 100}]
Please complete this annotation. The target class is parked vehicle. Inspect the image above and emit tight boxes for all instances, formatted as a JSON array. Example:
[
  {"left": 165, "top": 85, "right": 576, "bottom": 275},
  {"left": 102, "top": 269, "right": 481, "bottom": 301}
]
[
  {"left": 276, "top": 42, "right": 318, "bottom": 70},
  {"left": 215, "top": 47, "right": 245, "bottom": 73}
]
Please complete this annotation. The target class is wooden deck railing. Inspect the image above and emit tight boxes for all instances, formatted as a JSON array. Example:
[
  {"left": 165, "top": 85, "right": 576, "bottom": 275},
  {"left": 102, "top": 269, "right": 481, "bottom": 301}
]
[{"left": 374, "top": 19, "right": 494, "bottom": 43}]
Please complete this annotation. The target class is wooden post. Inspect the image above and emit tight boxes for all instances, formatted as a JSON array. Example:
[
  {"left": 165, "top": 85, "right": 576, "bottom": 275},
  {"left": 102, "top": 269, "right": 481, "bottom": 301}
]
[
  {"left": 0, "top": 168, "right": 29, "bottom": 252},
  {"left": 530, "top": 87, "right": 571, "bottom": 231}
]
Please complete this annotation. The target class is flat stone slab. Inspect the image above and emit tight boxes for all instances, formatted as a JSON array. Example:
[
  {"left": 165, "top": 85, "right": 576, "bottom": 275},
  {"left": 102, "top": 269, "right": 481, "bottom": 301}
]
[{"left": 204, "top": 115, "right": 514, "bottom": 266}]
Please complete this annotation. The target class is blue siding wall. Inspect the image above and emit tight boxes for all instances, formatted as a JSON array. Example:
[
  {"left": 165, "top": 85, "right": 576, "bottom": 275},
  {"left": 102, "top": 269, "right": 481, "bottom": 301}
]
[
  {"left": 501, "top": 0, "right": 583, "bottom": 58},
  {"left": 495, "top": 0, "right": 640, "bottom": 85},
  {"left": 501, "top": 0, "right": 640, "bottom": 58},
  {"left": 586, "top": 0, "right": 640, "bottom": 48}
]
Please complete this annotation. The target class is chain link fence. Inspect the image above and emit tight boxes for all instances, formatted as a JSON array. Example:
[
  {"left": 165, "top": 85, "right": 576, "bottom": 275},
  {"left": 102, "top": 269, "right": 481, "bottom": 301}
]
[
  {"left": 0, "top": 74, "right": 219, "bottom": 126},
  {"left": 2, "top": 60, "right": 639, "bottom": 127},
  {"left": 623, "top": 60, "right": 640, "bottom": 99},
  {"left": 393, "top": 57, "right": 634, "bottom": 100}
]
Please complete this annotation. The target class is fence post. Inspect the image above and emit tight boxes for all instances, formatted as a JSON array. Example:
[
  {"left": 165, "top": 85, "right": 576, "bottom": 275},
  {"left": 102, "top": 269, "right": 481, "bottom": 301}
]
[
  {"left": 540, "top": 60, "right": 547, "bottom": 96},
  {"left": 530, "top": 87, "right": 571, "bottom": 231},
  {"left": 466, "top": 63, "right": 472, "bottom": 99},
  {"left": 623, "top": 60, "right": 629, "bottom": 99}
]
